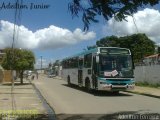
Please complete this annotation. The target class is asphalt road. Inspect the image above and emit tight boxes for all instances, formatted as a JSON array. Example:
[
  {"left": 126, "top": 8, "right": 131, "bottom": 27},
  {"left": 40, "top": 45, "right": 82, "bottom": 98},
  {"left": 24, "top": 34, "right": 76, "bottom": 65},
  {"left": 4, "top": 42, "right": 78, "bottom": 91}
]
[{"left": 34, "top": 75, "right": 160, "bottom": 120}]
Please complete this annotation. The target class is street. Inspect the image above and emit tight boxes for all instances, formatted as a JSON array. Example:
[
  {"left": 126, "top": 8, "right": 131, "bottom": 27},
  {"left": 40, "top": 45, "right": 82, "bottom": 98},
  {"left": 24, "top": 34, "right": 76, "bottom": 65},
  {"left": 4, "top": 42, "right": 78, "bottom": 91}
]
[{"left": 34, "top": 75, "right": 160, "bottom": 119}]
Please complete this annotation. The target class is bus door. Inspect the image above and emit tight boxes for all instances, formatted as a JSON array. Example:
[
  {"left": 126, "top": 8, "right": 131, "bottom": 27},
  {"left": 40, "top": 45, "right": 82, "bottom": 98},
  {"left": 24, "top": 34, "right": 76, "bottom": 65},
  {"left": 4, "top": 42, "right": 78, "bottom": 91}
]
[
  {"left": 92, "top": 56, "right": 98, "bottom": 89},
  {"left": 78, "top": 70, "right": 83, "bottom": 86},
  {"left": 78, "top": 57, "right": 83, "bottom": 86}
]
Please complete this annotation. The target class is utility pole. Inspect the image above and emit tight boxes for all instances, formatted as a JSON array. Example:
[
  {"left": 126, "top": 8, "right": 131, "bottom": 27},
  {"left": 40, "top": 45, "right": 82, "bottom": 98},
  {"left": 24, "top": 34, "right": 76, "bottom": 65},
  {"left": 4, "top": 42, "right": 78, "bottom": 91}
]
[{"left": 40, "top": 56, "right": 42, "bottom": 73}]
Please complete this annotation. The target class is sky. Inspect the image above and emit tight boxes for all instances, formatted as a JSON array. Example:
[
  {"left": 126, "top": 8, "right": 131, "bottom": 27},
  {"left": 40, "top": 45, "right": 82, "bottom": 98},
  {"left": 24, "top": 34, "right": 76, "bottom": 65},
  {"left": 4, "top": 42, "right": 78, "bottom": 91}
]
[{"left": 0, "top": 0, "right": 160, "bottom": 69}]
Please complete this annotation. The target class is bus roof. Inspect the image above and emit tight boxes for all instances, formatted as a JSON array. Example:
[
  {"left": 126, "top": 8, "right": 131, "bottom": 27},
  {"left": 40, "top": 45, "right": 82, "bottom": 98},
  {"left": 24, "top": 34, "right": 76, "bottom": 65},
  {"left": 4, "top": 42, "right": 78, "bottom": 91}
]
[
  {"left": 62, "top": 47, "right": 130, "bottom": 61},
  {"left": 63, "top": 47, "right": 98, "bottom": 60}
]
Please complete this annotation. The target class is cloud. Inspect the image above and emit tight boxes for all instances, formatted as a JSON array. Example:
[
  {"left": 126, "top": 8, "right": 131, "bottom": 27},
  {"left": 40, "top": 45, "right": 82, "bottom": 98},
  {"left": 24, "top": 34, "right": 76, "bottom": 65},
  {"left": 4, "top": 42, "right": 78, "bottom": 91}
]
[
  {"left": 107, "top": 8, "right": 160, "bottom": 45},
  {"left": 0, "top": 20, "right": 96, "bottom": 50}
]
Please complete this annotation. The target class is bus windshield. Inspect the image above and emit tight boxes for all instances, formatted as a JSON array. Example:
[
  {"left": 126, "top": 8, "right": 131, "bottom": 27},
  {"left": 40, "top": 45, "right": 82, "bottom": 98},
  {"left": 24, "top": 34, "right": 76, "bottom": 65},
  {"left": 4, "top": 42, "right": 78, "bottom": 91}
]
[{"left": 100, "top": 55, "right": 133, "bottom": 78}]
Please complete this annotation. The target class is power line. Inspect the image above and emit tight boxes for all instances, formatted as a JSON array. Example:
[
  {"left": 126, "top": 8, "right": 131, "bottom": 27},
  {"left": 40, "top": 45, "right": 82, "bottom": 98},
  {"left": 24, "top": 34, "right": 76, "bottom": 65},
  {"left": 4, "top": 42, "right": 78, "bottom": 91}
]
[
  {"left": 16, "top": 0, "right": 23, "bottom": 43},
  {"left": 11, "top": 0, "right": 23, "bottom": 111},
  {"left": 11, "top": 0, "right": 18, "bottom": 50},
  {"left": 10, "top": 0, "right": 19, "bottom": 111},
  {"left": 132, "top": 14, "right": 139, "bottom": 33}
]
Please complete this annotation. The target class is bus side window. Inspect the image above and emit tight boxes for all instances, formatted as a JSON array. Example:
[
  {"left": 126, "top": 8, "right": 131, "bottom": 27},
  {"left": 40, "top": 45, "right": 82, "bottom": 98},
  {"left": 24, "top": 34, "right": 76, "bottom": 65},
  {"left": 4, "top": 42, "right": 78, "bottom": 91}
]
[
  {"left": 84, "top": 53, "right": 92, "bottom": 68},
  {"left": 78, "top": 57, "right": 83, "bottom": 68},
  {"left": 72, "top": 57, "right": 78, "bottom": 68}
]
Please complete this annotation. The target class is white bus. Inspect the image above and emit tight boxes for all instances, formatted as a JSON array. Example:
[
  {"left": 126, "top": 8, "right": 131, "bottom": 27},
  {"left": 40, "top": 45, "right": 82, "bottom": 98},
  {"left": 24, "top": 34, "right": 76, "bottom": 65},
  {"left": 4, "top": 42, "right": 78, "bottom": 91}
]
[{"left": 61, "top": 47, "right": 135, "bottom": 93}]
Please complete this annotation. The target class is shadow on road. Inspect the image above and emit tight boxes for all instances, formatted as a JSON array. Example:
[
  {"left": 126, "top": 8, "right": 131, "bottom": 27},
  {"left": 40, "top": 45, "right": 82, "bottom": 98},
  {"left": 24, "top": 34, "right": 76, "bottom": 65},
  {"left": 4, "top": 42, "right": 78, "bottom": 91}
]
[
  {"left": 62, "top": 84, "right": 133, "bottom": 97},
  {"left": 56, "top": 111, "right": 160, "bottom": 120},
  {"left": 2, "top": 83, "right": 31, "bottom": 86}
]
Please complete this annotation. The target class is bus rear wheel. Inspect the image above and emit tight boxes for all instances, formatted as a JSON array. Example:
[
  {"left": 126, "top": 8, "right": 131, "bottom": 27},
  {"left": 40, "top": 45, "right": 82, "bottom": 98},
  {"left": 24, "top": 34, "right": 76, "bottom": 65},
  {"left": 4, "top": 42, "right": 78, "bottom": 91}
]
[
  {"left": 85, "top": 80, "right": 91, "bottom": 92},
  {"left": 67, "top": 76, "right": 71, "bottom": 86}
]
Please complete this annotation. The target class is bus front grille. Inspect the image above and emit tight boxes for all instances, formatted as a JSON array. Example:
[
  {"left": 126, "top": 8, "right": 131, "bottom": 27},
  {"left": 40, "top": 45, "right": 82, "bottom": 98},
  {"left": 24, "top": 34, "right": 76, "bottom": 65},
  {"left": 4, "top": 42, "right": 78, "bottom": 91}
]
[{"left": 111, "top": 83, "right": 127, "bottom": 85}]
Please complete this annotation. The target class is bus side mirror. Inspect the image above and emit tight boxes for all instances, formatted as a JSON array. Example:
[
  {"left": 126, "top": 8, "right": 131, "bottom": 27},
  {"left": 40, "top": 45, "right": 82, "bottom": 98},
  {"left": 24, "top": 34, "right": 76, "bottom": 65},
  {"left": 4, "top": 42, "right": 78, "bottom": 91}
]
[{"left": 96, "top": 56, "right": 99, "bottom": 63}]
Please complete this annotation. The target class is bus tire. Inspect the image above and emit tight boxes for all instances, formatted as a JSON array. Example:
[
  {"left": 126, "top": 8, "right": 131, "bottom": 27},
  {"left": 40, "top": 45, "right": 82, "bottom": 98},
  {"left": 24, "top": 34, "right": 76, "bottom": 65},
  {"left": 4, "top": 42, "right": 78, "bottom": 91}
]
[
  {"left": 67, "top": 76, "right": 71, "bottom": 86},
  {"left": 112, "top": 91, "right": 119, "bottom": 95},
  {"left": 85, "top": 79, "right": 91, "bottom": 92}
]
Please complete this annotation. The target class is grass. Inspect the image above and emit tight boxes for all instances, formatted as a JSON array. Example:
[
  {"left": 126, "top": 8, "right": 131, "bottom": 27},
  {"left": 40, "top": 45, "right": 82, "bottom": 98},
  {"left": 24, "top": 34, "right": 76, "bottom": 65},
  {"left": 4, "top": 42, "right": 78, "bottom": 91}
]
[
  {"left": 0, "top": 114, "right": 48, "bottom": 120},
  {"left": 136, "top": 81, "right": 160, "bottom": 88}
]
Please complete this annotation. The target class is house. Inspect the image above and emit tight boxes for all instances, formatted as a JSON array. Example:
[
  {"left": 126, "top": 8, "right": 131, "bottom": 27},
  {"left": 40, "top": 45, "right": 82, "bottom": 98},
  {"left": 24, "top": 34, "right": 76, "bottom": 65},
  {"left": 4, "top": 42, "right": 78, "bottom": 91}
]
[
  {"left": 143, "top": 54, "right": 160, "bottom": 65},
  {"left": 0, "top": 49, "right": 12, "bottom": 83},
  {"left": 0, "top": 49, "right": 5, "bottom": 64}
]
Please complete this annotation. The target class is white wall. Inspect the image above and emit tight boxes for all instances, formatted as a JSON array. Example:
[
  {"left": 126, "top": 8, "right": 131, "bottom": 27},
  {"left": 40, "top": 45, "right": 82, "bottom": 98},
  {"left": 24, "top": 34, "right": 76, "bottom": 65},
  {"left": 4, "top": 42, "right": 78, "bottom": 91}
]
[{"left": 134, "top": 65, "right": 160, "bottom": 84}]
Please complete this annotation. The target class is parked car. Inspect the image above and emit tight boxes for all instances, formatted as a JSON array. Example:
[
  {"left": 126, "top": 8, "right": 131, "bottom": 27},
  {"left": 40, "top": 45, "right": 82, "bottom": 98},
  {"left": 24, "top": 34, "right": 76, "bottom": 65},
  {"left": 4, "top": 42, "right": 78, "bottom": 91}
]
[
  {"left": 47, "top": 72, "right": 56, "bottom": 78},
  {"left": 48, "top": 74, "right": 54, "bottom": 78},
  {"left": 27, "top": 70, "right": 33, "bottom": 76}
]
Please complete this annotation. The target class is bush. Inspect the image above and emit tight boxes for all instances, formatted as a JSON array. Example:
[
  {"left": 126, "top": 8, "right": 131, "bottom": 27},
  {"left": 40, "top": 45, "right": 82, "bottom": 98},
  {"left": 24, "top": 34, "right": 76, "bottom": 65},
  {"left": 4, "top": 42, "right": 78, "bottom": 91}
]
[{"left": 136, "top": 81, "right": 160, "bottom": 88}]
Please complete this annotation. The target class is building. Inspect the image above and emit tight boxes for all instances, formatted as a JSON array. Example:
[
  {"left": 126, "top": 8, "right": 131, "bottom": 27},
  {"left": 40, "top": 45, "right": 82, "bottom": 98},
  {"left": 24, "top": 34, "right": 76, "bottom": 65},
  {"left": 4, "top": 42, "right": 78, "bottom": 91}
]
[
  {"left": 0, "top": 49, "right": 5, "bottom": 64},
  {"left": 143, "top": 54, "right": 160, "bottom": 65},
  {"left": 0, "top": 65, "right": 4, "bottom": 83},
  {"left": 0, "top": 49, "right": 8, "bottom": 83}
]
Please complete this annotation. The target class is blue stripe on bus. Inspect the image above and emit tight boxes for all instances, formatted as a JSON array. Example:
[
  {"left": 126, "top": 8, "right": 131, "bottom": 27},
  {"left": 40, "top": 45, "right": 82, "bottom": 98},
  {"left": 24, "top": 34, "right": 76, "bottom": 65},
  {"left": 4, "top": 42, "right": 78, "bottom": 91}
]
[{"left": 98, "top": 77, "right": 134, "bottom": 84}]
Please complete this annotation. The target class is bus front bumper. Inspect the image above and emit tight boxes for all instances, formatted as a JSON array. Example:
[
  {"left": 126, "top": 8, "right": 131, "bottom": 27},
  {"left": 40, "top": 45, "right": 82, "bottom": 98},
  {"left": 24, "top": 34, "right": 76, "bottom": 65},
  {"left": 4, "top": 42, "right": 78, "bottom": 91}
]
[{"left": 99, "top": 84, "right": 135, "bottom": 91}]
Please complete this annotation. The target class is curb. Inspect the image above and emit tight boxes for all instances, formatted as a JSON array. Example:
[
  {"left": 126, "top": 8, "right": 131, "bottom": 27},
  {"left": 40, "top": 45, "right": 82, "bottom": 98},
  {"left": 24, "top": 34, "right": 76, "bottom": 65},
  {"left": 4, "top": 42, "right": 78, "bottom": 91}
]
[
  {"left": 126, "top": 91, "right": 160, "bottom": 99},
  {"left": 31, "top": 83, "right": 57, "bottom": 120}
]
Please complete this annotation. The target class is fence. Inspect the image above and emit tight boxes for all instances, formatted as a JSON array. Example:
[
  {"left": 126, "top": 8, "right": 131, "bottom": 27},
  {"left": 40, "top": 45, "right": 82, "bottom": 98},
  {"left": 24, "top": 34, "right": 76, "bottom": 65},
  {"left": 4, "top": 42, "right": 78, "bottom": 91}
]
[
  {"left": 134, "top": 65, "right": 160, "bottom": 84},
  {"left": 1, "top": 70, "right": 12, "bottom": 83}
]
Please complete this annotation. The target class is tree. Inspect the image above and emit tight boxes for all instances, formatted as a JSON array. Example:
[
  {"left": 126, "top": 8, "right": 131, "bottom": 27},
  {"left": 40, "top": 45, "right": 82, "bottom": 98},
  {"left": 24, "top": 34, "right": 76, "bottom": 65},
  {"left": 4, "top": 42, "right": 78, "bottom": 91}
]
[
  {"left": 158, "top": 46, "right": 160, "bottom": 54},
  {"left": 68, "top": 0, "right": 159, "bottom": 30},
  {"left": 96, "top": 33, "right": 155, "bottom": 63},
  {"left": 53, "top": 60, "right": 60, "bottom": 66},
  {"left": 48, "top": 63, "right": 52, "bottom": 68},
  {"left": 2, "top": 48, "right": 35, "bottom": 84},
  {"left": 97, "top": 35, "right": 119, "bottom": 47},
  {"left": 87, "top": 45, "right": 97, "bottom": 50}
]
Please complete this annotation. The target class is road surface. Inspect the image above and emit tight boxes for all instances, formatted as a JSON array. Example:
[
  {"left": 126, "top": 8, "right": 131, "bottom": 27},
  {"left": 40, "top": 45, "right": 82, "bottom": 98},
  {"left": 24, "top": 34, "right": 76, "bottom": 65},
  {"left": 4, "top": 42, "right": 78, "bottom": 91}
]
[{"left": 34, "top": 75, "right": 160, "bottom": 119}]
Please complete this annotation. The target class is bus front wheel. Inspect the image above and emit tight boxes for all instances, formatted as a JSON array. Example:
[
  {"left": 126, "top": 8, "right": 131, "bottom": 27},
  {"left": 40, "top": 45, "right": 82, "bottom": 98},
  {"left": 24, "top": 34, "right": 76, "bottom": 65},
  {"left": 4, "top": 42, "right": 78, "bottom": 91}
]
[{"left": 112, "top": 91, "right": 119, "bottom": 95}]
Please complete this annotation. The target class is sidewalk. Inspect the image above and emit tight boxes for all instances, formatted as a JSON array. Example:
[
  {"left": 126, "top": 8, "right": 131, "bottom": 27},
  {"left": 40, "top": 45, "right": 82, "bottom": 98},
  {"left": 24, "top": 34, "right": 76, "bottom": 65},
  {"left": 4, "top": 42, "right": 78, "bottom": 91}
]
[
  {"left": 0, "top": 79, "right": 52, "bottom": 120},
  {"left": 128, "top": 86, "right": 160, "bottom": 98}
]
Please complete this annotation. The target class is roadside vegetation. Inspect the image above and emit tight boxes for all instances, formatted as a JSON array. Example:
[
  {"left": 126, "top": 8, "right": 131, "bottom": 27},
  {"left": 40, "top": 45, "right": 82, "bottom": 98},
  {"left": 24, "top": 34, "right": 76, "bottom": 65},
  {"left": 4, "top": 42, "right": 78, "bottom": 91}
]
[
  {"left": 69, "top": 0, "right": 159, "bottom": 30},
  {"left": 136, "top": 81, "right": 160, "bottom": 88},
  {"left": 1, "top": 48, "right": 35, "bottom": 84},
  {"left": 87, "top": 33, "right": 156, "bottom": 63}
]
